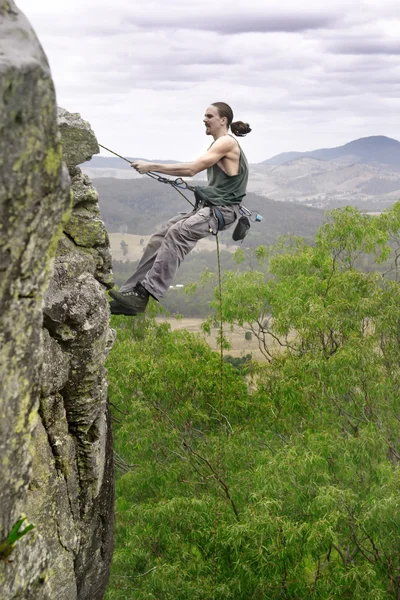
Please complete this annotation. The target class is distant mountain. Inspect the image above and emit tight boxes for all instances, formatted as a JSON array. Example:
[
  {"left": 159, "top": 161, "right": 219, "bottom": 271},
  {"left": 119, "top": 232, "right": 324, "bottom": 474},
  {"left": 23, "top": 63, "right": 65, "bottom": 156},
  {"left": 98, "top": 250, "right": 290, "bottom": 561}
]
[
  {"left": 248, "top": 157, "right": 400, "bottom": 211},
  {"left": 262, "top": 136, "right": 400, "bottom": 167}
]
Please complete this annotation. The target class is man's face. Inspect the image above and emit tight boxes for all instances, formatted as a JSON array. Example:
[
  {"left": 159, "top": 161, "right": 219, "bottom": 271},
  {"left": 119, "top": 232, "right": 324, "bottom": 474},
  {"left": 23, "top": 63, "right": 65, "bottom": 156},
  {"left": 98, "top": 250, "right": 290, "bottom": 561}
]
[{"left": 203, "top": 105, "right": 225, "bottom": 136}]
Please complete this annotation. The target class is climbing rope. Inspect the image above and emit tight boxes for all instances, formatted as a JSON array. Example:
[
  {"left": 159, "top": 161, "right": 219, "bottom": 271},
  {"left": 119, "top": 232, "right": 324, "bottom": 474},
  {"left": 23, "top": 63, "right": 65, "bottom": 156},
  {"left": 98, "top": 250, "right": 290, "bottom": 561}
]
[{"left": 98, "top": 143, "right": 195, "bottom": 207}]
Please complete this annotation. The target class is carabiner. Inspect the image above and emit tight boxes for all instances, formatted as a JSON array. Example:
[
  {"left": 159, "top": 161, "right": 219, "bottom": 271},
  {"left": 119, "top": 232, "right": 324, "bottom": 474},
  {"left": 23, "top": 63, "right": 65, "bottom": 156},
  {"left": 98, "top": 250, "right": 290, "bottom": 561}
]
[{"left": 173, "top": 177, "right": 188, "bottom": 189}]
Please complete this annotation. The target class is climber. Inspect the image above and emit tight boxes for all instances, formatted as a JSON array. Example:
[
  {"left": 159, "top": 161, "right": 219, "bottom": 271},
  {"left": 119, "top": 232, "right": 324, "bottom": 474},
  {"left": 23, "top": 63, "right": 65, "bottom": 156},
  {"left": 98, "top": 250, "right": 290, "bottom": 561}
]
[{"left": 109, "top": 102, "right": 252, "bottom": 316}]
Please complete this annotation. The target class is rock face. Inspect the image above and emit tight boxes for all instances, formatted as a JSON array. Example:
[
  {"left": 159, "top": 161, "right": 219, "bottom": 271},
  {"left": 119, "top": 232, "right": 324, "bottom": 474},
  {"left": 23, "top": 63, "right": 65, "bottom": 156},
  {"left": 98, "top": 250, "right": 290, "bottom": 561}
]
[
  {"left": 0, "top": 4, "right": 115, "bottom": 599},
  {"left": 57, "top": 107, "right": 100, "bottom": 168}
]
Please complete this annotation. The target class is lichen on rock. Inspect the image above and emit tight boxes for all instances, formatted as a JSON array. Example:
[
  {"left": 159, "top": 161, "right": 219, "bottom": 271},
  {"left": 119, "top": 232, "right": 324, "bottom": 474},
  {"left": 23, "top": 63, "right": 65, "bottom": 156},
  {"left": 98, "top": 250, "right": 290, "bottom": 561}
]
[
  {"left": 0, "top": 4, "right": 115, "bottom": 600},
  {"left": 57, "top": 107, "right": 100, "bottom": 168}
]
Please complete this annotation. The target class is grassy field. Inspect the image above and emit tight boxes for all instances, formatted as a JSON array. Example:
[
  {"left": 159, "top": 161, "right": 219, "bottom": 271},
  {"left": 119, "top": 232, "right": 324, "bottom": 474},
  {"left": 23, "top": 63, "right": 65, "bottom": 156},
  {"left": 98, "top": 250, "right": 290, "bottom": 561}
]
[
  {"left": 156, "top": 317, "right": 269, "bottom": 361},
  {"left": 109, "top": 232, "right": 234, "bottom": 262}
]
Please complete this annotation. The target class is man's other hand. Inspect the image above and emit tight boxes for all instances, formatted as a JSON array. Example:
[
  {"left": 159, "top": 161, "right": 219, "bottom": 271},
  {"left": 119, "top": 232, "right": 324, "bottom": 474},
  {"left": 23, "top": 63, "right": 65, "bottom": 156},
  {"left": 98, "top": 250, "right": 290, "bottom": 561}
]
[{"left": 131, "top": 160, "right": 151, "bottom": 174}]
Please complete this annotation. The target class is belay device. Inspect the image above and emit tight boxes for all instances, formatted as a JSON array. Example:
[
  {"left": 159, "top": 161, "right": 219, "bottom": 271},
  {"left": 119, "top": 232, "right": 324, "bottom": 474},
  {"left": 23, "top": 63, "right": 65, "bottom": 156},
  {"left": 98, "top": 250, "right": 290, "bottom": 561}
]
[{"left": 232, "top": 205, "right": 262, "bottom": 242}]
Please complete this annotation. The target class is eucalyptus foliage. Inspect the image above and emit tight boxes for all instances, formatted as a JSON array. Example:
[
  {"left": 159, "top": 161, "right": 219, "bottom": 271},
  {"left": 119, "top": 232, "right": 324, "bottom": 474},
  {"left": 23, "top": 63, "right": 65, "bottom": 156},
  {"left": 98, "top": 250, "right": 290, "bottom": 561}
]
[{"left": 106, "top": 204, "right": 400, "bottom": 600}]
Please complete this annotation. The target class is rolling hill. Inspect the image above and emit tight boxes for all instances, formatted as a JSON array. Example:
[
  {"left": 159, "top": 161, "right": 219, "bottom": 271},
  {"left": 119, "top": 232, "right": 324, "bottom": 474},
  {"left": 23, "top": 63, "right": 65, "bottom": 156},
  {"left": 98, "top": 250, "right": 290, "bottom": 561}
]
[
  {"left": 247, "top": 157, "right": 400, "bottom": 210},
  {"left": 262, "top": 135, "right": 400, "bottom": 167}
]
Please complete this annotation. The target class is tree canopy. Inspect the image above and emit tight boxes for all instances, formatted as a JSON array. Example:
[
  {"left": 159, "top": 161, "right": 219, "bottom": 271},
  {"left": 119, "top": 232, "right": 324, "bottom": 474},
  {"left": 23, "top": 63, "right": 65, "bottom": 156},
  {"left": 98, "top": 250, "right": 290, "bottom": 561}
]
[{"left": 106, "top": 202, "right": 400, "bottom": 600}]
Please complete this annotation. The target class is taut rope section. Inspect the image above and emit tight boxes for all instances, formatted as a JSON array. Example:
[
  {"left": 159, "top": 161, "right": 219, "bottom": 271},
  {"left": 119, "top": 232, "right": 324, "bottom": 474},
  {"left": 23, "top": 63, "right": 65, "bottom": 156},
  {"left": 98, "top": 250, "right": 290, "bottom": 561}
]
[{"left": 98, "top": 143, "right": 195, "bottom": 207}]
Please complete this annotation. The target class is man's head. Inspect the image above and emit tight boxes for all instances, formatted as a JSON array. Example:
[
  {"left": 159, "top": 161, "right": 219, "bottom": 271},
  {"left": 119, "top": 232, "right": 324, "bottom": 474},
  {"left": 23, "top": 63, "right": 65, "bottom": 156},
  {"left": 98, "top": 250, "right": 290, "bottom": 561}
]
[
  {"left": 204, "top": 102, "right": 252, "bottom": 138},
  {"left": 203, "top": 104, "right": 231, "bottom": 138}
]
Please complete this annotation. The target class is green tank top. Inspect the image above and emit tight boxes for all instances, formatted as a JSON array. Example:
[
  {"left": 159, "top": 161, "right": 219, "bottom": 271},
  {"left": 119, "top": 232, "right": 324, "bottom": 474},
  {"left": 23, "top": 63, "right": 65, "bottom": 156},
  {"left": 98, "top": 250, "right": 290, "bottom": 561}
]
[{"left": 193, "top": 137, "right": 249, "bottom": 207}]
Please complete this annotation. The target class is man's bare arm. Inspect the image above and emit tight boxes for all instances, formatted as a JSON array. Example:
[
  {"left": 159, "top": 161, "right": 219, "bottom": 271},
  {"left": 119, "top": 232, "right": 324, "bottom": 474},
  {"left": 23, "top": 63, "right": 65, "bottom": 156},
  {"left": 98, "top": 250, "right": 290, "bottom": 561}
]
[{"left": 132, "top": 136, "right": 235, "bottom": 176}]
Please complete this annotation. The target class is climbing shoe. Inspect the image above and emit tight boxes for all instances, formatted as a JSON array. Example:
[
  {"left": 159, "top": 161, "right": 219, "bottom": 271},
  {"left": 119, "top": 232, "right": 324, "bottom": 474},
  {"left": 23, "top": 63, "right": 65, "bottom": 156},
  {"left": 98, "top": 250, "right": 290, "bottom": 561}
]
[
  {"left": 109, "top": 282, "right": 150, "bottom": 314},
  {"left": 109, "top": 300, "right": 139, "bottom": 316}
]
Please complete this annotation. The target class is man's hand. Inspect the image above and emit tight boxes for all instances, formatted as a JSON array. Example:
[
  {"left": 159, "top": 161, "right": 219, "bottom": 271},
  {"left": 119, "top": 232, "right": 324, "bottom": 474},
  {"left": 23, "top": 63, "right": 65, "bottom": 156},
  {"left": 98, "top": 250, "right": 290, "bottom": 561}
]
[{"left": 131, "top": 160, "right": 152, "bottom": 174}]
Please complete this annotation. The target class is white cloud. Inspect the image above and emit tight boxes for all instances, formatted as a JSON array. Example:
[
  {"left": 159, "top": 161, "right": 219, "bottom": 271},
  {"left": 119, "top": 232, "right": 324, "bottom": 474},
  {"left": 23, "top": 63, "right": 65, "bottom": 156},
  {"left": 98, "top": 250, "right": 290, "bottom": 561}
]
[{"left": 15, "top": 0, "right": 400, "bottom": 162}]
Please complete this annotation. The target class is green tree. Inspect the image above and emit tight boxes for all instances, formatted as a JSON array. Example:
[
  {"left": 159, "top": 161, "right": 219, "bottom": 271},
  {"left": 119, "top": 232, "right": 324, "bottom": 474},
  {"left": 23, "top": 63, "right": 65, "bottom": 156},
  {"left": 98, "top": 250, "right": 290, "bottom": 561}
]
[{"left": 106, "top": 203, "right": 400, "bottom": 600}]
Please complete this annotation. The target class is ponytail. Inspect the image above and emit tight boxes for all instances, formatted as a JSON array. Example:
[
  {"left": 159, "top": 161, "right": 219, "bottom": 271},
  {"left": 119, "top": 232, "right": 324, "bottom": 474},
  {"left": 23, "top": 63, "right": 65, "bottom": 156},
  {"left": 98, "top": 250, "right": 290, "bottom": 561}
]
[{"left": 230, "top": 121, "right": 252, "bottom": 137}]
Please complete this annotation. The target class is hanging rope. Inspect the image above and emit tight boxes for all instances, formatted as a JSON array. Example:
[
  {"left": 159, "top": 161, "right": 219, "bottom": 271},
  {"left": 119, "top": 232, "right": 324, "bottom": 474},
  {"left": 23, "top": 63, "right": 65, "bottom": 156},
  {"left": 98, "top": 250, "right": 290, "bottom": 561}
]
[{"left": 211, "top": 232, "right": 225, "bottom": 599}]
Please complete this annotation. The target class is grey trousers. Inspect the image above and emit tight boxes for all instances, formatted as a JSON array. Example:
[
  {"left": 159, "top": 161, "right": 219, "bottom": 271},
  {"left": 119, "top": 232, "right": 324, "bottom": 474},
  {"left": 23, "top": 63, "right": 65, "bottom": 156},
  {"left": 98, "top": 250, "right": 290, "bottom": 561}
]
[{"left": 119, "top": 205, "right": 237, "bottom": 300}]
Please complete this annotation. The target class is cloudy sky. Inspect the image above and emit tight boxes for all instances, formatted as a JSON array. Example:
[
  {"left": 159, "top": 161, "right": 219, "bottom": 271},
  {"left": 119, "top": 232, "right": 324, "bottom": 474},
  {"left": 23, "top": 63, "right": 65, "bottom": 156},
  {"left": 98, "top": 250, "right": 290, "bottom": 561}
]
[{"left": 17, "top": 0, "right": 400, "bottom": 163}]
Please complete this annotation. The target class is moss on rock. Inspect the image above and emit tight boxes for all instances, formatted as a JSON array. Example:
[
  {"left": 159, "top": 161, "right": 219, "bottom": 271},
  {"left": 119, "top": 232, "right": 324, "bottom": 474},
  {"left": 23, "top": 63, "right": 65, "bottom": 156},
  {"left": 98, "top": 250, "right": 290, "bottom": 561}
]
[
  {"left": 57, "top": 108, "right": 100, "bottom": 168},
  {"left": 63, "top": 209, "right": 109, "bottom": 248},
  {"left": 1, "top": 4, "right": 114, "bottom": 600}
]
